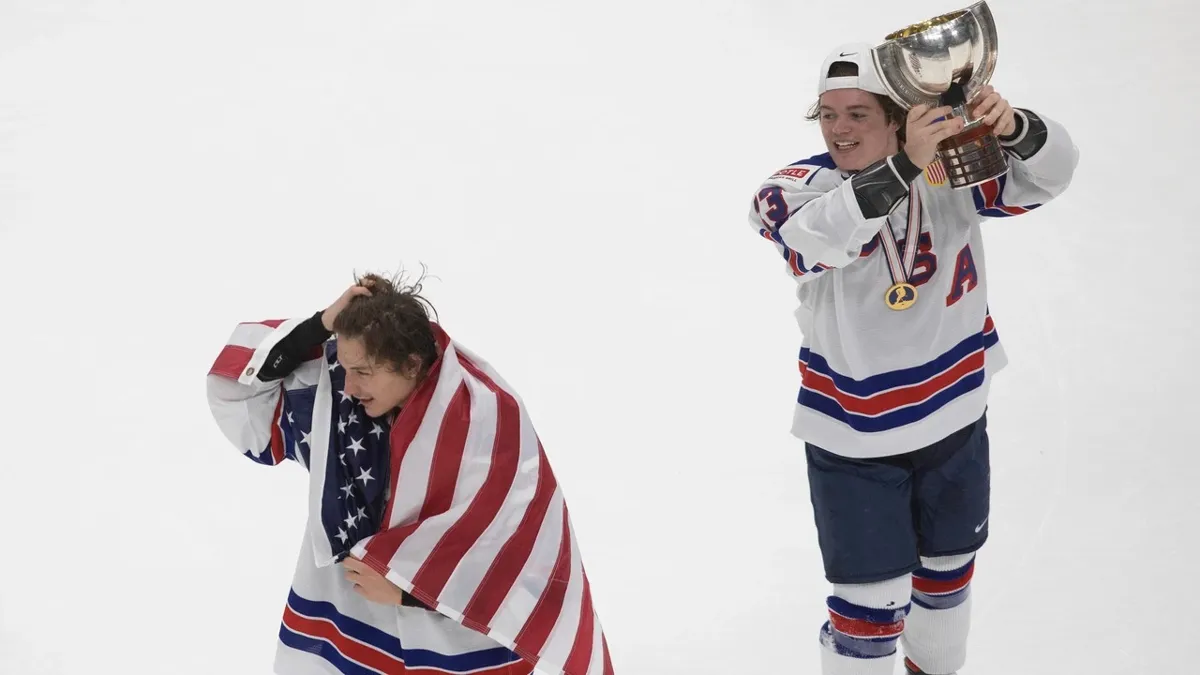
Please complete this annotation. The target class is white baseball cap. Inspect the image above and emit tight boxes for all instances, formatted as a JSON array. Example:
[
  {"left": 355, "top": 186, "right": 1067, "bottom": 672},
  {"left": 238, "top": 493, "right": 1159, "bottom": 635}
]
[{"left": 817, "top": 43, "right": 889, "bottom": 97}]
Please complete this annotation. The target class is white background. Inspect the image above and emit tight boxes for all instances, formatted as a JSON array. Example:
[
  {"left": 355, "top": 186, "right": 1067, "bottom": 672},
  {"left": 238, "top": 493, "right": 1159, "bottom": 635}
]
[{"left": 1, "top": 1, "right": 1195, "bottom": 673}]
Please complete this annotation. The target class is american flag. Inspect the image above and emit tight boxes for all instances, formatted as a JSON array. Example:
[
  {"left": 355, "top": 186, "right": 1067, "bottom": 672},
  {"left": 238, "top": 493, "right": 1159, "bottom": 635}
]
[
  {"left": 209, "top": 319, "right": 614, "bottom": 675},
  {"left": 925, "top": 158, "right": 948, "bottom": 186},
  {"left": 313, "top": 337, "right": 393, "bottom": 560}
]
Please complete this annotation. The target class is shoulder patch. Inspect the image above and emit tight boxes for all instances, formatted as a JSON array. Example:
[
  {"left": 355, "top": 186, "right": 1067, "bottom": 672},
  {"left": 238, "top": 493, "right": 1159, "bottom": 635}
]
[
  {"left": 771, "top": 166, "right": 811, "bottom": 182},
  {"left": 924, "top": 159, "right": 948, "bottom": 186},
  {"left": 770, "top": 153, "right": 834, "bottom": 184}
]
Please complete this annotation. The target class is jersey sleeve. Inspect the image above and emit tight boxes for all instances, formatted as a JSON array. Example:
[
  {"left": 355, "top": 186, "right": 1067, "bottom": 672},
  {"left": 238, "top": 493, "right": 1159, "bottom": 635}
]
[
  {"left": 748, "top": 162, "right": 885, "bottom": 284},
  {"left": 972, "top": 108, "right": 1080, "bottom": 219},
  {"left": 206, "top": 318, "right": 327, "bottom": 468}
]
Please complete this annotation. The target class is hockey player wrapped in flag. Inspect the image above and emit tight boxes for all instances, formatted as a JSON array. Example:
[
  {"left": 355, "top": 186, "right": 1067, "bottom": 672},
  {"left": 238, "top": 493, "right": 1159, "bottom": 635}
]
[{"left": 206, "top": 272, "right": 614, "bottom": 675}]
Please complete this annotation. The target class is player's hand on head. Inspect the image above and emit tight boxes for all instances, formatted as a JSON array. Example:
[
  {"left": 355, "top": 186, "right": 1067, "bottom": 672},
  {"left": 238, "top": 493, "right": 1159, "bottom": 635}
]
[{"left": 321, "top": 284, "right": 373, "bottom": 332}]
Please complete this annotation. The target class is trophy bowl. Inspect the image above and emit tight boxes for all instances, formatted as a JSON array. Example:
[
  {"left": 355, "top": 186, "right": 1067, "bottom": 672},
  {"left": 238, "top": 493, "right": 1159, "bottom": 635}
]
[{"left": 871, "top": 1, "right": 1006, "bottom": 189}]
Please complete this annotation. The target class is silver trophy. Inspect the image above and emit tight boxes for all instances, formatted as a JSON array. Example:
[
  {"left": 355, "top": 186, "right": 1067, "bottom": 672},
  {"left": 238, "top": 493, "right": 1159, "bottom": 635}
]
[{"left": 871, "top": 1, "right": 1005, "bottom": 189}]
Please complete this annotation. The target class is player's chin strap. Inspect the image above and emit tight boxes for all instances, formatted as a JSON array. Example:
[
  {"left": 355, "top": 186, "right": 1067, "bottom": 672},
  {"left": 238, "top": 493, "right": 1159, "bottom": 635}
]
[{"left": 851, "top": 149, "right": 922, "bottom": 220}]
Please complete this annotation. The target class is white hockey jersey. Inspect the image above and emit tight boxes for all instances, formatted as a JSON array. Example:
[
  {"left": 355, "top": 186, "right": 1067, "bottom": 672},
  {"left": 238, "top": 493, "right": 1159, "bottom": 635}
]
[{"left": 748, "top": 109, "right": 1079, "bottom": 458}]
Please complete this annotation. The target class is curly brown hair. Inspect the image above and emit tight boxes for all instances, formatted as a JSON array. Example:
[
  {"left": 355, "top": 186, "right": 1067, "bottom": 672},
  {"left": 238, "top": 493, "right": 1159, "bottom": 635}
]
[
  {"left": 804, "top": 61, "right": 907, "bottom": 145},
  {"left": 331, "top": 267, "right": 440, "bottom": 379}
]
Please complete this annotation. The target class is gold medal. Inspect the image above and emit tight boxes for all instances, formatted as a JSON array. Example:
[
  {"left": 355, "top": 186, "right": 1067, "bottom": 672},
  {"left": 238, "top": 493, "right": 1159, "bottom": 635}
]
[
  {"left": 879, "top": 181, "right": 924, "bottom": 311},
  {"left": 885, "top": 282, "right": 918, "bottom": 311}
]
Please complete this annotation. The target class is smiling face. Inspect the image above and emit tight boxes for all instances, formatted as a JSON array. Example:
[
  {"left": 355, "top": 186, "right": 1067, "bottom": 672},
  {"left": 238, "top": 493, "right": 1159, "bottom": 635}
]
[
  {"left": 818, "top": 88, "right": 901, "bottom": 172},
  {"left": 336, "top": 335, "right": 423, "bottom": 418}
]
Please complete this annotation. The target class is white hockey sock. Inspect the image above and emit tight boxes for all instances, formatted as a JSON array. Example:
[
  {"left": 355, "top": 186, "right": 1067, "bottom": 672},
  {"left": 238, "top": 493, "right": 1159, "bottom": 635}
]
[
  {"left": 818, "top": 575, "right": 911, "bottom": 675},
  {"left": 900, "top": 553, "right": 976, "bottom": 675}
]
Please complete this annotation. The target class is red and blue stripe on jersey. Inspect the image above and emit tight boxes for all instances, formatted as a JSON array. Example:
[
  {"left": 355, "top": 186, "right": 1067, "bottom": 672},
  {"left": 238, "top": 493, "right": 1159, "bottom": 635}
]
[
  {"left": 798, "top": 315, "right": 999, "bottom": 433},
  {"left": 971, "top": 173, "right": 1041, "bottom": 218},
  {"left": 280, "top": 589, "right": 531, "bottom": 675}
]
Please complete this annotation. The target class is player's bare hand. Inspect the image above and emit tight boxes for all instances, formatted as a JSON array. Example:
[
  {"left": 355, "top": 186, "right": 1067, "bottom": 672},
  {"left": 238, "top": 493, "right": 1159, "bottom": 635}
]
[
  {"left": 904, "top": 104, "right": 965, "bottom": 170},
  {"left": 321, "top": 283, "right": 373, "bottom": 331},
  {"left": 968, "top": 85, "right": 1017, "bottom": 138},
  {"left": 341, "top": 556, "right": 406, "bottom": 605}
]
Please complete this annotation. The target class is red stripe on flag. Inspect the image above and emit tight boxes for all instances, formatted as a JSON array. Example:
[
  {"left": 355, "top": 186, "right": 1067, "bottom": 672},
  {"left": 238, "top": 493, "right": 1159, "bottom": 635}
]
[
  {"left": 379, "top": 370, "right": 441, "bottom": 528},
  {"left": 209, "top": 344, "right": 254, "bottom": 379},
  {"left": 363, "top": 521, "right": 422, "bottom": 578},
  {"left": 363, "top": 384, "right": 442, "bottom": 571},
  {"left": 380, "top": 330, "right": 454, "bottom": 529},
  {"left": 420, "top": 382, "right": 471, "bottom": 521},
  {"left": 462, "top": 443, "right": 559, "bottom": 630},
  {"left": 515, "top": 503, "right": 573, "bottom": 658},
  {"left": 367, "top": 383, "right": 473, "bottom": 589},
  {"left": 410, "top": 361, "right": 523, "bottom": 601},
  {"left": 270, "top": 394, "right": 286, "bottom": 465},
  {"left": 563, "top": 571, "right": 596, "bottom": 673},
  {"left": 800, "top": 351, "right": 985, "bottom": 416}
]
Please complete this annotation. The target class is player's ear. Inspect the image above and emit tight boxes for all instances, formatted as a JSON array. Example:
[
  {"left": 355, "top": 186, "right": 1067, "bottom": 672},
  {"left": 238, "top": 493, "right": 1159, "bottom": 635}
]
[{"left": 399, "top": 353, "right": 424, "bottom": 380}]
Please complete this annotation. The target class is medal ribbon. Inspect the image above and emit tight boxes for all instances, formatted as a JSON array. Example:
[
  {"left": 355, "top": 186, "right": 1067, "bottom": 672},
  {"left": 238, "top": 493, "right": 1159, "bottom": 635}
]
[{"left": 878, "top": 182, "right": 922, "bottom": 288}]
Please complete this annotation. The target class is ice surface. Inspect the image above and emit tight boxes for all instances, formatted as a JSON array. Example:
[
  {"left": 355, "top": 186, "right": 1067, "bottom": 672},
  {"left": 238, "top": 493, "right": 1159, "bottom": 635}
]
[{"left": 0, "top": 1, "right": 1195, "bottom": 673}]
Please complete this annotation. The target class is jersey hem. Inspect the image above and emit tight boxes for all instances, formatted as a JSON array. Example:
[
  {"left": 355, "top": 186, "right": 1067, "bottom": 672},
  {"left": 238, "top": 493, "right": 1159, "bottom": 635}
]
[{"left": 790, "top": 349, "right": 1006, "bottom": 459}]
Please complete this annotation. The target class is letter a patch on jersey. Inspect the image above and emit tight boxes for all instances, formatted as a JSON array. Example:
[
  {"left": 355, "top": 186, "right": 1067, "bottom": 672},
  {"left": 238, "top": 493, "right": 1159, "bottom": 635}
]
[{"left": 945, "top": 244, "right": 979, "bottom": 306}]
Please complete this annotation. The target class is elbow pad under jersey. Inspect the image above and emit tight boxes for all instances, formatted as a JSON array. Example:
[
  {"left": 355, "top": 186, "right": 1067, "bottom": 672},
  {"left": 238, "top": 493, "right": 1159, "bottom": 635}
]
[
  {"left": 257, "top": 310, "right": 332, "bottom": 381},
  {"left": 851, "top": 150, "right": 922, "bottom": 220},
  {"left": 999, "top": 108, "right": 1048, "bottom": 160}
]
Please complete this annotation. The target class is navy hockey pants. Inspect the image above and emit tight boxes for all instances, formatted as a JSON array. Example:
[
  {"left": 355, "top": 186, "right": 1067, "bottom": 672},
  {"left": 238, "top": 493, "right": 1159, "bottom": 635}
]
[{"left": 805, "top": 412, "right": 991, "bottom": 584}]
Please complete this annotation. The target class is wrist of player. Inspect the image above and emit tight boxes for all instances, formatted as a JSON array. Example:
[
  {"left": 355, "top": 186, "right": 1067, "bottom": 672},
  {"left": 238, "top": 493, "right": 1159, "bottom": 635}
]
[
  {"left": 255, "top": 310, "right": 333, "bottom": 382},
  {"left": 890, "top": 150, "right": 922, "bottom": 181}
]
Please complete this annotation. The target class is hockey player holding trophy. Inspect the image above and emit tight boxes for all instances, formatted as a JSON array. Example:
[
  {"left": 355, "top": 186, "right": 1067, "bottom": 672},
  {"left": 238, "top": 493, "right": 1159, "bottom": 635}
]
[{"left": 745, "top": 2, "right": 1079, "bottom": 673}]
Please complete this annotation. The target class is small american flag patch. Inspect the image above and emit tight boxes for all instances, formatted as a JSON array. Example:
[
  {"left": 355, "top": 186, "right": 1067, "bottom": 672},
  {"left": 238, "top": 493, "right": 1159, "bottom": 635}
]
[{"left": 925, "top": 159, "right": 947, "bottom": 186}]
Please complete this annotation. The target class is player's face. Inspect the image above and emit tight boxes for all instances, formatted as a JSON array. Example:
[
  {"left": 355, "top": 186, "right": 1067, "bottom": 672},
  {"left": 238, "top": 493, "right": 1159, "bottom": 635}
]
[
  {"left": 337, "top": 336, "right": 422, "bottom": 418},
  {"left": 818, "top": 89, "right": 900, "bottom": 172}
]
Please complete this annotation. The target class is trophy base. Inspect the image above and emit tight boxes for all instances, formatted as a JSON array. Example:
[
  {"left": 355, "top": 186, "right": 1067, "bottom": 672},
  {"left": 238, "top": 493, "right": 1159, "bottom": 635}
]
[{"left": 936, "top": 121, "right": 1009, "bottom": 190}]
